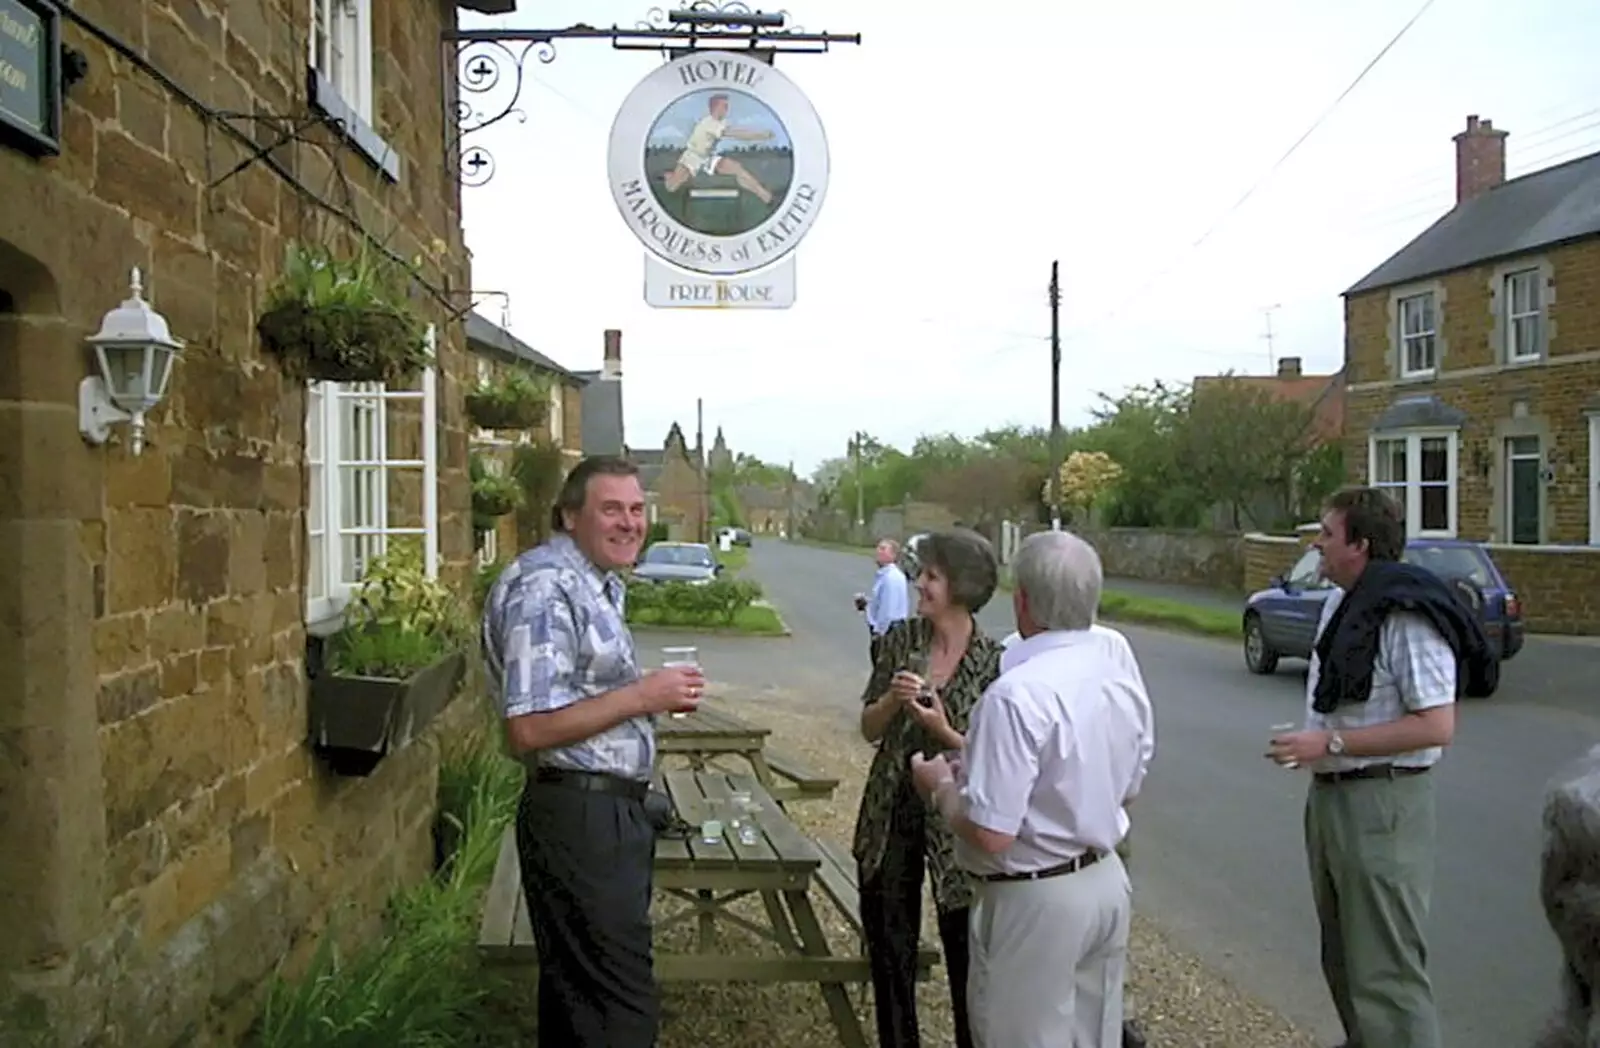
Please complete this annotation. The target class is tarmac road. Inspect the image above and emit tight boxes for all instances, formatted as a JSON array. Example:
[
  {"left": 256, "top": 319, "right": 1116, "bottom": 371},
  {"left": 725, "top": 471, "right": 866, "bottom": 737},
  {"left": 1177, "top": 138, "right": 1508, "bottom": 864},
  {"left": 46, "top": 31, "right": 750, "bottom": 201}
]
[{"left": 658, "top": 538, "right": 1596, "bottom": 1048}]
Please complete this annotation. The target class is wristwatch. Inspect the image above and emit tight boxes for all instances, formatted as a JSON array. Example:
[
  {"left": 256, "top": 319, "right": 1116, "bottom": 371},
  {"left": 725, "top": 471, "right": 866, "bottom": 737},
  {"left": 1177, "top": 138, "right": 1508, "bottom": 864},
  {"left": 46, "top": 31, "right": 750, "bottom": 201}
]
[{"left": 1326, "top": 731, "right": 1347, "bottom": 757}]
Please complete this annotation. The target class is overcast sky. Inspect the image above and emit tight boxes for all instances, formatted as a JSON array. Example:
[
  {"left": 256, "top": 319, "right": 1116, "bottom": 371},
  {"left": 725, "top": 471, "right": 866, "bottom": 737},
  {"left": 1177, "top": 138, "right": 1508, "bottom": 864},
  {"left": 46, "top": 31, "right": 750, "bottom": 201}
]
[{"left": 458, "top": 0, "right": 1600, "bottom": 475}]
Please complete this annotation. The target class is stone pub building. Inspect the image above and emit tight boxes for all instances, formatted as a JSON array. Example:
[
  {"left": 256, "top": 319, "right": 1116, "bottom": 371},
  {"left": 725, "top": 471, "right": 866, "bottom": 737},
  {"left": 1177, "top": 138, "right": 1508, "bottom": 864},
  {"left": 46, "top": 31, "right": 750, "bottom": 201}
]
[{"left": 1, "top": 0, "right": 508, "bottom": 1041}]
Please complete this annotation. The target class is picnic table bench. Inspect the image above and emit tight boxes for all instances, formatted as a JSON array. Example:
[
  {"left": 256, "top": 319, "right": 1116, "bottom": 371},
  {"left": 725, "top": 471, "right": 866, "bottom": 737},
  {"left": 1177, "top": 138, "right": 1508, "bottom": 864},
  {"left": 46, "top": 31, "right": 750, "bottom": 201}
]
[
  {"left": 656, "top": 702, "right": 840, "bottom": 803},
  {"left": 477, "top": 769, "right": 935, "bottom": 1047}
]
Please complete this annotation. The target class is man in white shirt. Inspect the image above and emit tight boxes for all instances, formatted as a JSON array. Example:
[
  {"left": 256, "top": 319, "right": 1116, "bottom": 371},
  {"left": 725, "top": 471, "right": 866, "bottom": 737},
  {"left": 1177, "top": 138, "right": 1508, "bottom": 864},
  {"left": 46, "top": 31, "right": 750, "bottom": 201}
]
[
  {"left": 856, "top": 538, "right": 911, "bottom": 664},
  {"left": 914, "top": 530, "right": 1155, "bottom": 1047}
]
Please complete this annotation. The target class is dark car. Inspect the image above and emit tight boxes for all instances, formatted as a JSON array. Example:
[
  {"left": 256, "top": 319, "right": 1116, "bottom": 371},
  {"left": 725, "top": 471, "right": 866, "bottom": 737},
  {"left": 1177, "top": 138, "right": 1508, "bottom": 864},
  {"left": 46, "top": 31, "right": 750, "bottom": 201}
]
[
  {"left": 631, "top": 542, "right": 723, "bottom": 586},
  {"left": 1243, "top": 538, "right": 1525, "bottom": 675}
]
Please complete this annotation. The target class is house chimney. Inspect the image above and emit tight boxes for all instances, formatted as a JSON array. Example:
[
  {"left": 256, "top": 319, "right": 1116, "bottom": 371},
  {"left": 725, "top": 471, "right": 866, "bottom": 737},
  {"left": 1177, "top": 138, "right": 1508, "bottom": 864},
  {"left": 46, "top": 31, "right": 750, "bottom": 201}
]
[
  {"left": 602, "top": 328, "right": 622, "bottom": 381},
  {"left": 1453, "top": 114, "right": 1508, "bottom": 205},
  {"left": 1277, "top": 356, "right": 1302, "bottom": 378}
]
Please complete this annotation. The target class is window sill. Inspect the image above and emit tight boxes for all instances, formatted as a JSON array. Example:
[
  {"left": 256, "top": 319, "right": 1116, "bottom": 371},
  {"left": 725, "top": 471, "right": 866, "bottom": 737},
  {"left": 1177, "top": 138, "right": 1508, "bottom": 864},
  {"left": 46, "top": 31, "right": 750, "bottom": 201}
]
[
  {"left": 307, "top": 68, "right": 403, "bottom": 184},
  {"left": 1504, "top": 354, "right": 1544, "bottom": 369},
  {"left": 305, "top": 609, "right": 346, "bottom": 639},
  {"left": 1397, "top": 369, "right": 1438, "bottom": 382}
]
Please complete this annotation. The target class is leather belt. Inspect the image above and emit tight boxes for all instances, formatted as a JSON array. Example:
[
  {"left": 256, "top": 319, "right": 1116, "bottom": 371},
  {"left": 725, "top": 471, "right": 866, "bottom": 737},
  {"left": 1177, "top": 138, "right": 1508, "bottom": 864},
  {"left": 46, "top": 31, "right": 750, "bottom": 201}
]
[
  {"left": 1314, "top": 764, "right": 1431, "bottom": 785},
  {"left": 980, "top": 850, "right": 1103, "bottom": 884},
  {"left": 533, "top": 766, "right": 649, "bottom": 802}
]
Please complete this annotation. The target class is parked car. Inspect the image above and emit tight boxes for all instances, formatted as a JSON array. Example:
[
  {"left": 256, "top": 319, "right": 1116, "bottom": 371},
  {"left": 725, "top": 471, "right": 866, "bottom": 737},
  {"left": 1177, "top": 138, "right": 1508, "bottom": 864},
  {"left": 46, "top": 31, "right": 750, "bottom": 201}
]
[
  {"left": 1242, "top": 539, "right": 1524, "bottom": 675},
  {"left": 716, "top": 526, "right": 753, "bottom": 547},
  {"left": 631, "top": 542, "right": 724, "bottom": 586}
]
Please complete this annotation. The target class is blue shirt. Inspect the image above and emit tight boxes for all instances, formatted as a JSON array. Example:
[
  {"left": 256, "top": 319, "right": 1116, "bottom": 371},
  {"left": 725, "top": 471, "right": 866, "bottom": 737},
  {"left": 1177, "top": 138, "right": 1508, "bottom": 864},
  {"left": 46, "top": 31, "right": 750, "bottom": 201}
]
[
  {"left": 481, "top": 533, "right": 654, "bottom": 781},
  {"left": 866, "top": 563, "right": 911, "bottom": 635}
]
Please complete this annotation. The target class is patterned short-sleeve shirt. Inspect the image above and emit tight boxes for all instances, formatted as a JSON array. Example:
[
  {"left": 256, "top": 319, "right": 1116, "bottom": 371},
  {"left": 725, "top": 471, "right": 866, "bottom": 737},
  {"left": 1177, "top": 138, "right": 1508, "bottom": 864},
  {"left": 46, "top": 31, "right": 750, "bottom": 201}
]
[
  {"left": 481, "top": 533, "right": 653, "bottom": 781},
  {"left": 851, "top": 616, "right": 1003, "bottom": 914}
]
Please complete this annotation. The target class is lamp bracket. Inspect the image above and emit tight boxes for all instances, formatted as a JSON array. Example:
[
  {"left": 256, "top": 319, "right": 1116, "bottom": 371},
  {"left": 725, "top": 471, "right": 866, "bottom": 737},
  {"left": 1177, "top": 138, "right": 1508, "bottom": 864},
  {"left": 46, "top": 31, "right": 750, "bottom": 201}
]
[{"left": 79, "top": 376, "right": 132, "bottom": 448}]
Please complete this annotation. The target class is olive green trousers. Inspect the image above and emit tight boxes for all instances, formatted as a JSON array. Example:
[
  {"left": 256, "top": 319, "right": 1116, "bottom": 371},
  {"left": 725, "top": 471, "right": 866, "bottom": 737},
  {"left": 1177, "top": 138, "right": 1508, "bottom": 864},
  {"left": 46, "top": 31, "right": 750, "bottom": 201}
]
[{"left": 1304, "top": 772, "right": 1440, "bottom": 1048}]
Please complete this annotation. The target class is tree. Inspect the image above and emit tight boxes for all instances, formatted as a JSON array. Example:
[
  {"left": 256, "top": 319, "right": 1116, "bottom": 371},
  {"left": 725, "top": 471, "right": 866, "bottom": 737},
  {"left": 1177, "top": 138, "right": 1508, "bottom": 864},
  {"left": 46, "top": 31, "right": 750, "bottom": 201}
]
[
  {"left": 1173, "top": 377, "right": 1320, "bottom": 529},
  {"left": 1080, "top": 382, "right": 1206, "bottom": 528},
  {"left": 919, "top": 453, "right": 1027, "bottom": 536},
  {"left": 1049, "top": 450, "right": 1123, "bottom": 524}
]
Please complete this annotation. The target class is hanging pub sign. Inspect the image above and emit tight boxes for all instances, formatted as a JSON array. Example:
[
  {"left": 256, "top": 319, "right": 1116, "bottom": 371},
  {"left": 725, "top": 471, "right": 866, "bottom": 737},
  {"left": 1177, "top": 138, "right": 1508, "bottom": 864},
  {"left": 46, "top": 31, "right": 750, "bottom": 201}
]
[
  {"left": 607, "top": 48, "right": 829, "bottom": 307},
  {"left": 0, "top": 0, "right": 62, "bottom": 157}
]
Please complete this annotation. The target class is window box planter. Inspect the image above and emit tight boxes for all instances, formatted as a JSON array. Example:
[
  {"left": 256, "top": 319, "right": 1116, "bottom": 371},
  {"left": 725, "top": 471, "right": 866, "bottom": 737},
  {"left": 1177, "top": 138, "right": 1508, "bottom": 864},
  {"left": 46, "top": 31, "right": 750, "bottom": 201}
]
[{"left": 309, "top": 649, "right": 466, "bottom": 777}]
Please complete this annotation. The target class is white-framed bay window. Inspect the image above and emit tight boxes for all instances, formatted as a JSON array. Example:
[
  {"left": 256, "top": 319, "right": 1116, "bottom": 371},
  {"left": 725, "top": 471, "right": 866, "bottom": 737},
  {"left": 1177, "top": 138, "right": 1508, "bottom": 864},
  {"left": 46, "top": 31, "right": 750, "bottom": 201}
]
[
  {"left": 309, "top": 0, "right": 373, "bottom": 121},
  {"left": 1397, "top": 291, "right": 1438, "bottom": 377},
  {"left": 1369, "top": 430, "right": 1458, "bottom": 538},
  {"left": 306, "top": 325, "right": 440, "bottom": 624}
]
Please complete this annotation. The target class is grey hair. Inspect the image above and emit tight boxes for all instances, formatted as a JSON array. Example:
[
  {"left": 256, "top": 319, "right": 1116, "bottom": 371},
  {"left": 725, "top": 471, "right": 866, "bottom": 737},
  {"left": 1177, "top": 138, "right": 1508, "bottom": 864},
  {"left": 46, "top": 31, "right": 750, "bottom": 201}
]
[{"left": 1013, "top": 530, "right": 1103, "bottom": 631}]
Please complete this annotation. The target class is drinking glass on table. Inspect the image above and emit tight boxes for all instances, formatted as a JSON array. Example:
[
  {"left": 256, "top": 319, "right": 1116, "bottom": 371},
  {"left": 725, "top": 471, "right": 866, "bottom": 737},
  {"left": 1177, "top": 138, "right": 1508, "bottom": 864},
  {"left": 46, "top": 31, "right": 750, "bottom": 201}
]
[{"left": 662, "top": 646, "right": 701, "bottom": 719}]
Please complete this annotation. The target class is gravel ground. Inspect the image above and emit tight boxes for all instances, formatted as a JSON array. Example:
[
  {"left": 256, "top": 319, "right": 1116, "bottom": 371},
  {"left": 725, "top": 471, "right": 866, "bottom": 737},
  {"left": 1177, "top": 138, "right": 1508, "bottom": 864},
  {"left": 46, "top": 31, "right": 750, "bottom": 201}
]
[{"left": 482, "top": 683, "right": 1321, "bottom": 1047}]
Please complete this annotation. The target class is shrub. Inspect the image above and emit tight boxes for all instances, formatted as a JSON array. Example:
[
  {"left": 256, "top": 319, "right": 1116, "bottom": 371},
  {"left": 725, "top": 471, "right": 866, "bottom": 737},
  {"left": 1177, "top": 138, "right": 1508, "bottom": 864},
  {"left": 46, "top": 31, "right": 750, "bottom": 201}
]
[{"left": 626, "top": 577, "right": 762, "bottom": 625}]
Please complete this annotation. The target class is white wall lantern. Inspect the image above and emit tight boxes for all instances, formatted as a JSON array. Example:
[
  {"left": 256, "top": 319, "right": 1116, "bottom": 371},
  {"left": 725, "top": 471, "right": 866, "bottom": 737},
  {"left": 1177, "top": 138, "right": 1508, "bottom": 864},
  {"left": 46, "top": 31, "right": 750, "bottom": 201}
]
[{"left": 79, "top": 268, "right": 183, "bottom": 456}]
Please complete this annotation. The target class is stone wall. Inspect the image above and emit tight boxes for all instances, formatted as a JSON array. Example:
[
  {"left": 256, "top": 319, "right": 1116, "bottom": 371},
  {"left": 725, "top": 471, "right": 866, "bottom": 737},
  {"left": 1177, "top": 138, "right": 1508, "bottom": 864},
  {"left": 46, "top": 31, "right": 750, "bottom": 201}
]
[
  {"left": 1076, "top": 528, "right": 1247, "bottom": 592},
  {"left": 1487, "top": 545, "right": 1600, "bottom": 634},
  {"left": 0, "top": 0, "right": 475, "bottom": 1043},
  {"left": 1242, "top": 532, "right": 1309, "bottom": 594}
]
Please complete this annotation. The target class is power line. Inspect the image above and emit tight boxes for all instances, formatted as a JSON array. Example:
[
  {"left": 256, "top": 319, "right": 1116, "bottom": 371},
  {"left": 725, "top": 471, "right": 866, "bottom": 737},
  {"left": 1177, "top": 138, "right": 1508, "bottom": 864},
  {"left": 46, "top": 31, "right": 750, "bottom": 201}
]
[{"left": 1061, "top": 0, "right": 1440, "bottom": 343}]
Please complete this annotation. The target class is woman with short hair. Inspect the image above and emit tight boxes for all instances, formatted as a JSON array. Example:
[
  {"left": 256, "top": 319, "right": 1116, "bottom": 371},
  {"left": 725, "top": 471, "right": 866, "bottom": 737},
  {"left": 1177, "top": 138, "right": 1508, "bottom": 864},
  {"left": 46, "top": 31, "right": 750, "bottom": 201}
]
[{"left": 853, "top": 528, "right": 1003, "bottom": 1048}]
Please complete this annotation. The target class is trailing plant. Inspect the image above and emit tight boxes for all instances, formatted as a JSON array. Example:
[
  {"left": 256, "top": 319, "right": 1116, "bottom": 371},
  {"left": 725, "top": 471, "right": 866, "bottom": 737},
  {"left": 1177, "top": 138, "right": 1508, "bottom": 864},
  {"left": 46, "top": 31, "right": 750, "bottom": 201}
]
[
  {"left": 258, "top": 240, "right": 430, "bottom": 384},
  {"left": 253, "top": 727, "right": 520, "bottom": 1048},
  {"left": 465, "top": 366, "right": 551, "bottom": 431},
  {"left": 512, "top": 439, "right": 568, "bottom": 547},
  {"left": 324, "top": 541, "right": 471, "bottom": 679},
  {"left": 470, "top": 452, "right": 522, "bottom": 523}
]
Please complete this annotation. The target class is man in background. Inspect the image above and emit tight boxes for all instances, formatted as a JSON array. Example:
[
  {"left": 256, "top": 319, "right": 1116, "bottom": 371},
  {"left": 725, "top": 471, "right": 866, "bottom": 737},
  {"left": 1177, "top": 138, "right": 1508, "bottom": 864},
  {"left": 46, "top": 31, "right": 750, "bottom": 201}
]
[
  {"left": 482, "top": 455, "right": 705, "bottom": 1047},
  {"left": 855, "top": 537, "right": 911, "bottom": 663}
]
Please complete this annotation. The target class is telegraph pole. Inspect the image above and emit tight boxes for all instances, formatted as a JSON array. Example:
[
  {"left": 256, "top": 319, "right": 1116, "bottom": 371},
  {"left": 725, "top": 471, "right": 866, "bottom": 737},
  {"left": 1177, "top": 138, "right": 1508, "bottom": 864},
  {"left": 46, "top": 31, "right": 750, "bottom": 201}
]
[
  {"left": 1048, "top": 261, "right": 1063, "bottom": 531},
  {"left": 785, "top": 458, "right": 797, "bottom": 540},
  {"left": 696, "top": 397, "right": 710, "bottom": 542},
  {"left": 850, "top": 430, "right": 866, "bottom": 528}
]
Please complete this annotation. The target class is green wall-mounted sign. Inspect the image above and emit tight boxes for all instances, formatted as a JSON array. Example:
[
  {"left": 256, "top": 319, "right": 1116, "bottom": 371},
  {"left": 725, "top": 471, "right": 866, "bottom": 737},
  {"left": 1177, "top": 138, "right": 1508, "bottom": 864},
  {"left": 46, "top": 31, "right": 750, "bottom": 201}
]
[{"left": 0, "top": 0, "right": 62, "bottom": 157}]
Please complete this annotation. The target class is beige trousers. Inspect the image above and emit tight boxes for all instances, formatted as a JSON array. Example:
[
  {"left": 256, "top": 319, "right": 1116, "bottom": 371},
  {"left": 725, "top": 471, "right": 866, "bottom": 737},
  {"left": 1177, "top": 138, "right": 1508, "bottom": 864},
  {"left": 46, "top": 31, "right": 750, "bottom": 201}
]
[{"left": 967, "top": 851, "right": 1131, "bottom": 1048}]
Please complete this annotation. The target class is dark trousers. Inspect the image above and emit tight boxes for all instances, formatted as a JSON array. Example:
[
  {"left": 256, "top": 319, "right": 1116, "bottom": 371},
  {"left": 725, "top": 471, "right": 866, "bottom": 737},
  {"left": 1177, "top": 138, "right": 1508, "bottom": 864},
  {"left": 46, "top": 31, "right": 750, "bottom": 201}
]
[
  {"left": 869, "top": 631, "right": 883, "bottom": 667},
  {"left": 515, "top": 779, "right": 658, "bottom": 1048},
  {"left": 860, "top": 786, "right": 974, "bottom": 1048}
]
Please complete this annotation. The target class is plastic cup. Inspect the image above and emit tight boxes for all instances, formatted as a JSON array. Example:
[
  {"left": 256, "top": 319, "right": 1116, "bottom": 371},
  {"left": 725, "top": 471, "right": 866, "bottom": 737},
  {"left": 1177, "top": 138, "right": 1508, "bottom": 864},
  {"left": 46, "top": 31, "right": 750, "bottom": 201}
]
[{"left": 663, "top": 646, "right": 699, "bottom": 719}]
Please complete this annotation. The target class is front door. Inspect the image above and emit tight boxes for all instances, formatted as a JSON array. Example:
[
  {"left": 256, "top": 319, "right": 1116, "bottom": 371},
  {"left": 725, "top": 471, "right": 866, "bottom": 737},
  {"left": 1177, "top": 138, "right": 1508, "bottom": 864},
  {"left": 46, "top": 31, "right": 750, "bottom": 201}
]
[{"left": 1506, "top": 435, "right": 1542, "bottom": 545}]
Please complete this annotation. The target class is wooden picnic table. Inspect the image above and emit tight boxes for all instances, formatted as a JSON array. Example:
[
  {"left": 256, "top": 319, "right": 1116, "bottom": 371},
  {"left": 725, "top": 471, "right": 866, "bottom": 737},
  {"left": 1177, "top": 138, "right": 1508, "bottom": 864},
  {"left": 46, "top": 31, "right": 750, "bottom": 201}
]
[
  {"left": 478, "top": 768, "right": 935, "bottom": 1048},
  {"left": 656, "top": 701, "right": 839, "bottom": 803}
]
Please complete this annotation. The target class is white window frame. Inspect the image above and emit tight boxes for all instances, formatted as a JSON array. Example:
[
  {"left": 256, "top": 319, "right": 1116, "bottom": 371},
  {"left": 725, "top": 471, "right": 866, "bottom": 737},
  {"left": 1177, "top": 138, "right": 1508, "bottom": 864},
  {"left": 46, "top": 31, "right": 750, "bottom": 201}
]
[
  {"left": 1589, "top": 414, "right": 1600, "bottom": 546},
  {"left": 549, "top": 382, "right": 564, "bottom": 444},
  {"left": 1505, "top": 268, "right": 1543, "bottom": 363},
  {"left": 305, "top": 325, "right": 439, "bottom": 625},
  {"left": 1397, "top": 292, "right": 1438, "bottom": 377},
  {"left": 1368, "top": 430, "right": 1458, "bottom": 538},
  {"left": 309, "top": 0, "right": 373, "bottom": 122},
  {"left": 1504, "top": 435, "right": 1542, "bottom": 545}
]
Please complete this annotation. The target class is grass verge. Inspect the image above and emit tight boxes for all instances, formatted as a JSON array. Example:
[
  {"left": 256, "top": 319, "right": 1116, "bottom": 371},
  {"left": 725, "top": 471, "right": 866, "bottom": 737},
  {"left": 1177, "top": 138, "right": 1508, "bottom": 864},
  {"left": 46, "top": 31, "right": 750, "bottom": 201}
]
[
  {"left": 251, "top": 705, "right": 521, "bottom": 1048},
  {"left": 630, "top": 604, "right": 788, "bottom": 637},
  {"left": 716, "top": 546, "right": 750, "bottom": 574},
  {"left": 1099, "top": 588, "right": 1242, "bottom": 639}
]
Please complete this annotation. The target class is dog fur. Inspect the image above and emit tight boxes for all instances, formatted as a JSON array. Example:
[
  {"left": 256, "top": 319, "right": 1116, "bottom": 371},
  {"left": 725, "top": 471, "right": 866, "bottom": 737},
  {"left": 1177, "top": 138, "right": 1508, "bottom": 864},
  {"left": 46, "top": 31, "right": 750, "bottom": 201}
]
[{"left": 1535, "top": 747, "right": 1600, "bottom": 1047}]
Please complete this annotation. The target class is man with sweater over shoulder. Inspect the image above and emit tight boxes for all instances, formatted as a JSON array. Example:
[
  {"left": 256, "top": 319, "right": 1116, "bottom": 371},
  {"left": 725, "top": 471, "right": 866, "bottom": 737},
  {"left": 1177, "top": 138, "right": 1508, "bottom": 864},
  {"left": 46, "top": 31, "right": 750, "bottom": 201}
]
[{"left": 1269, "top": 486, "right": 1496, "bottom": 1048}]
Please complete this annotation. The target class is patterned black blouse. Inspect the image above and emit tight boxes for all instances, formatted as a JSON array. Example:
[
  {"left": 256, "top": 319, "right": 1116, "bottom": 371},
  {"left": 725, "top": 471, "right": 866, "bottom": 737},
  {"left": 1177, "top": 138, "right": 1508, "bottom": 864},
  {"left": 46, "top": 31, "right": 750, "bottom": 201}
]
[{"left": 850, "top": 616, "right": 1004, "bottom": 914}]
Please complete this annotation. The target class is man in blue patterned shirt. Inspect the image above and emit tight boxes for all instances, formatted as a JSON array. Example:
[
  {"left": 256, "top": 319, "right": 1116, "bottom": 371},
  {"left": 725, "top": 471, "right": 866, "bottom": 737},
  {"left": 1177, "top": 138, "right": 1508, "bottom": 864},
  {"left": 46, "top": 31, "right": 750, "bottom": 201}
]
[{"left": 483, "top": 455, "right": 704, "bottom": 1047}]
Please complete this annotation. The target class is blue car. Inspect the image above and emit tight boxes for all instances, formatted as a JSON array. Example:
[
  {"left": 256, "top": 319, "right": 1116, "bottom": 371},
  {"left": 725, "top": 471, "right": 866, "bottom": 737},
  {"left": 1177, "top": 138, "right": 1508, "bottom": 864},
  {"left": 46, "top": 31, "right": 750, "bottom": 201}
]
[{"left": 1242, "top": 539, "right": 1525, "bottom": 675}]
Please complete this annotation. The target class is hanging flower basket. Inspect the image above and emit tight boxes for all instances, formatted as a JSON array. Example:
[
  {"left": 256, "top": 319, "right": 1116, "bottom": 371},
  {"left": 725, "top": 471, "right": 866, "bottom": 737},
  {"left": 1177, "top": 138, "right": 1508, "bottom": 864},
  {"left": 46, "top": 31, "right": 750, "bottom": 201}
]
[
  {"left": 258, "top": 241, "right": 431, "bottom": 384},
  {"left": 471, "top": 452, "right": 523, "bottom": 521},
  {"left": 466, "top": 367, "right": 550, "bottom": 431}
]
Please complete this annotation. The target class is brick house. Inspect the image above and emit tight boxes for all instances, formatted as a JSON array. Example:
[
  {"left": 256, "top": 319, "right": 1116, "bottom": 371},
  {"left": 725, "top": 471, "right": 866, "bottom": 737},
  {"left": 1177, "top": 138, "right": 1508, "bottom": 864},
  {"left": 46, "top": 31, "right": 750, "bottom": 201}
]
[
  {"left": 1342, "top": 114, "right": 1600, "bottom": 632},
  {"left": 464, "top": 311, "right": 586, "bottom": 564},
  {"left": 0, "top": 0, "right": 504, "bottom": 1040},
  {"left": 631, "top": 423, "right": 709, "bottom": 541}
]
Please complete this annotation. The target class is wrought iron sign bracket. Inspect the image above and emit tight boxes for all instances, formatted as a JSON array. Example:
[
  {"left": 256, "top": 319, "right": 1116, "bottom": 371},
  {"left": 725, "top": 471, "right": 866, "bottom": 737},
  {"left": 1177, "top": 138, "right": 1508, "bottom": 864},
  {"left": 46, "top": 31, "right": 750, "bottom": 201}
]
[{"left": 445, "top": 3, "right": 860, "bottom": 187}]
